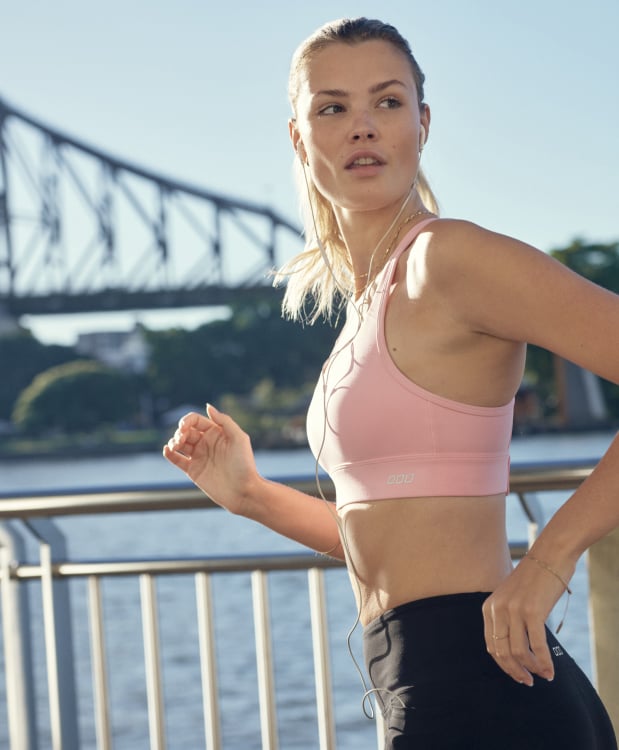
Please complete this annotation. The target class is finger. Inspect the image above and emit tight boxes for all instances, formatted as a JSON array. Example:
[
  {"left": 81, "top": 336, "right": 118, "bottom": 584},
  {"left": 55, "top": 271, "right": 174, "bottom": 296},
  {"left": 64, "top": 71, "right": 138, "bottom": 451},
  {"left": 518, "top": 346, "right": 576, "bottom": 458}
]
[
  {"left": 182, "top": 425, "right": 216, "bottom": 450},
  {"left": 206, "top": 403, "right": 242, "bottom": 437},
  {"left": 482, "top": 602, "right": 532, "bottom": 685},
  {"left": 482, "top": 598, "right": 497, "bottom": 645},
  {"left": 162, "top": 443, "right": 191, "bottom": 472},
  {"left": 507, "top": 620, "right": 553, "bottom": 682},
  {"left": 526, "top": 623, "right": 555, "bottom": 681},
  {"left": 496, "top": 621, "right": 534, "bottom": 686},
  {"left": 179, "top": 411, "right": 211, "bottom": 430},
  {"left": 201, "top": 422, "right": 225, "bottom": 454},
  {"left": 167, "top": 425, "right": 192, "bottom": 452},
  {"left": 485, "top": 630, "right": 534, "bottom": 686},
  {"left": 482, "top": 597, "right": 509, "bottom": 652}
]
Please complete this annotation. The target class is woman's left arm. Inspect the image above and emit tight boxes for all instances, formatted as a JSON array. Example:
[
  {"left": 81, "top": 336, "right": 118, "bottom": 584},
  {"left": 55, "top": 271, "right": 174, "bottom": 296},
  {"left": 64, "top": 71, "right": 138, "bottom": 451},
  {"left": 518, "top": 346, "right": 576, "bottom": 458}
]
[
  {"left": 486, "top": 433, "right": 619, "bottom": 686},
  {"left": 428, "top": 220, "right": 619, "bottom": 685}
]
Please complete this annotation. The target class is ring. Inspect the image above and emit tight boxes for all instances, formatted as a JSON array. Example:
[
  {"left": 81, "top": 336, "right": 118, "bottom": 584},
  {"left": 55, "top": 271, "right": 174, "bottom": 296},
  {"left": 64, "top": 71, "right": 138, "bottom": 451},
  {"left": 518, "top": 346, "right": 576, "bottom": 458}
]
[{"left": 492, "top": 633, "right": 509, "bottom": 640}]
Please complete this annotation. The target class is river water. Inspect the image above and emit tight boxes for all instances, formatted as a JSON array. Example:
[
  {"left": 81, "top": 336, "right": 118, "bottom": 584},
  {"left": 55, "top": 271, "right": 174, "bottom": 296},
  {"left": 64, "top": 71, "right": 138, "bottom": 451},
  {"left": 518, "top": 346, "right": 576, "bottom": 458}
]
[{"left": 0, "top": 430, "right": 615, "bottom": 749}]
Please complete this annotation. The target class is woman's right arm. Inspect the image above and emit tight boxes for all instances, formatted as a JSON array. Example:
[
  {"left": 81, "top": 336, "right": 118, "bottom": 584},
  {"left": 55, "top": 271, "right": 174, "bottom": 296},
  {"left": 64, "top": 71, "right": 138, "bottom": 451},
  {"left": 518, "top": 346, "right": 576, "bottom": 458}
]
[{"left": 163, "top": 404, "right": 344, "bottom": 559}]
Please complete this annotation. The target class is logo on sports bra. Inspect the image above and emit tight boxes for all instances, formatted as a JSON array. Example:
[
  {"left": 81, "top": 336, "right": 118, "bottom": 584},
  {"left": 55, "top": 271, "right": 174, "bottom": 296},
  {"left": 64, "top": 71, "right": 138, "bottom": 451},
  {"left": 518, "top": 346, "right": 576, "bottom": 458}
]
[{"left": 387, "top": 473, "right": 415, "bottom": 485}]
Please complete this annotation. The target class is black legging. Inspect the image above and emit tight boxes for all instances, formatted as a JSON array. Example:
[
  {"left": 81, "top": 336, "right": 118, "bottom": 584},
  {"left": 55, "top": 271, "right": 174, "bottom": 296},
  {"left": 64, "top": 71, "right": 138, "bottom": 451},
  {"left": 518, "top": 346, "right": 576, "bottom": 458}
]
[{"left": 363, "top": 592, "right": 617, "bottom": 749}]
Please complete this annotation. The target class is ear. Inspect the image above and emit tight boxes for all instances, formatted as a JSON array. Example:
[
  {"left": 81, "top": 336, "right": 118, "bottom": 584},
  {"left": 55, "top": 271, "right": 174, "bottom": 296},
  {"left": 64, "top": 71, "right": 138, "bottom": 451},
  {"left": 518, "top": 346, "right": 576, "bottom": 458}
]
[
  {"left": 419, "top": 103, "right": 431, "bottom": 149},
  {"left": 289, "top": 119, "right": 302, "bottom": 156}
]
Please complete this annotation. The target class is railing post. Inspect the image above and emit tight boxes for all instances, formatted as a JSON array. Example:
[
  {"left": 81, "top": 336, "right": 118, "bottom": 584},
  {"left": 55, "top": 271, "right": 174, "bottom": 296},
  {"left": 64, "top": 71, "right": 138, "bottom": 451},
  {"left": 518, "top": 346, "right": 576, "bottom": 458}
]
[
  {"left": 0, "top": 524, "right": 38, "bottom": 750},
  {"left": 252, "top": 570, "right": 279, "bottom": 750},
  {"left": 26, "top": 519, "right": 80, "bottom": 750},
  {"left": 140, "top": 574, "right": 166, "bottom": 750},
  {"left": 307, "top": 568, "right": 336, "bottom": 750},
  {"left": 40, "top": 540, "right": 65, "bottom": 750},
  {"left": 588, "top": 526, "right": 619, "bottom": 736},
  {"left": 88, "top": 576, "right": 112, "bottom": 750},
  {"left": 195, "top": 572, "right": 221, "bottom": 750},
  {"left": 516, "top": 492, "right": 544, "bottom": 546}
]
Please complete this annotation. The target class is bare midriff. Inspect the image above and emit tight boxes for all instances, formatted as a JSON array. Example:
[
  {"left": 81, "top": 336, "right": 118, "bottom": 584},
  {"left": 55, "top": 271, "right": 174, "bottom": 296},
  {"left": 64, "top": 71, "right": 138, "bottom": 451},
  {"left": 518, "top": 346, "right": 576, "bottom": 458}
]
[{"left": 338, "top": 493, "right": 514, "bottom": 626}]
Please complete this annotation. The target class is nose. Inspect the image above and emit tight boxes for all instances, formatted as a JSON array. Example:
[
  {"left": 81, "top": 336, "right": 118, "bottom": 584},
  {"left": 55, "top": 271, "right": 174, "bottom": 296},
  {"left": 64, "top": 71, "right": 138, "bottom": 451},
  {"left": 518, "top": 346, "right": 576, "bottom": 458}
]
[
  {"left": 349, "top": 112, "right": 377, "bottom": 141},
  {"left": 352, "top": 129, "right": 376, "bottom": 141}
]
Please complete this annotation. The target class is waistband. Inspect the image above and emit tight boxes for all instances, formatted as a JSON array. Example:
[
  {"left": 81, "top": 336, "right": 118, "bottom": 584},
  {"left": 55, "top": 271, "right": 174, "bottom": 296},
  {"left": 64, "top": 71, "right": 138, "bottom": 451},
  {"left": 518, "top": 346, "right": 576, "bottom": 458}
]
[
  {"left": 363, "top": 591, "right": 491, "bottom": 636},
  {"left": 363, "top": 591, "right": 571, "bottom": 690}
]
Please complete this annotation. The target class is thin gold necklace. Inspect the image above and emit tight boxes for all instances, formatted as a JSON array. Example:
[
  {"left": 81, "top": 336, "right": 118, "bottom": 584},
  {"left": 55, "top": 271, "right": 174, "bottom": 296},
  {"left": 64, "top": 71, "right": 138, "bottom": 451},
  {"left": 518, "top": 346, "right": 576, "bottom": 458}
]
[{"left": 355, "top": 207, "right": 432, "bottom": 287}]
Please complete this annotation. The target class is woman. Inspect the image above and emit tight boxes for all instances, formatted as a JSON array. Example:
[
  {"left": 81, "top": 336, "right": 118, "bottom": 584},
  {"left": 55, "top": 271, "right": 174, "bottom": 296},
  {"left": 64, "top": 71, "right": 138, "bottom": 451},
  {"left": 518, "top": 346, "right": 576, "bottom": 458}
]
[{"left": 164, "top": 18, "right": 618, "bottom": 749}]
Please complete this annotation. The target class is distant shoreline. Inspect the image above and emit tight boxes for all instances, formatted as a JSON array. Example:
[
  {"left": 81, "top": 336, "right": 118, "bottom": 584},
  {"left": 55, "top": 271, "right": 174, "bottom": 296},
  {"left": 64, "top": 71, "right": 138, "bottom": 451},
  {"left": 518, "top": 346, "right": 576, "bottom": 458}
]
[{"left": 0, "top": 430, "right": 310, "bottom": 461}]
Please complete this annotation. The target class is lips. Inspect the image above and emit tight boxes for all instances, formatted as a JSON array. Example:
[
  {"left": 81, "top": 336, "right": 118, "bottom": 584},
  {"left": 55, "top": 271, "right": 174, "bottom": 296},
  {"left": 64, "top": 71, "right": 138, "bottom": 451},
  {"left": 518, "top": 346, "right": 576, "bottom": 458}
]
[{"left": 345, "top": 151, "right": 386, "bottom": 169}]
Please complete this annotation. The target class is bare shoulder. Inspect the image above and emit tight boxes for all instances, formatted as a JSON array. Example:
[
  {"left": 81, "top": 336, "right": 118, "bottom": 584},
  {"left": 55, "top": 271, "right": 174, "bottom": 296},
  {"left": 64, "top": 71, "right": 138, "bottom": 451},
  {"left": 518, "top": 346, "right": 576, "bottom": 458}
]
[
  {"left": 413, "top": 218, "right": 619, "bottom": 384},
  {"left": 418, "top": 218, "right": 546, "bottom": 273},
  {"left": 417, "top": 216, "right": 597, "bottom": 297},
  {"left": 412, "top": 217, "right": 555, "bottom": 305}
]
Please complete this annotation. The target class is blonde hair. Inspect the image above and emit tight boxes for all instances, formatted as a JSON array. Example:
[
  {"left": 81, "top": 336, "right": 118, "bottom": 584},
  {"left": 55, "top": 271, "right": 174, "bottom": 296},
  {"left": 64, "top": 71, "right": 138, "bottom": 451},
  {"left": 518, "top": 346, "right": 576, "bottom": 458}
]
[{"left": 275, "top": 18, "right": 440, "bottom": 324}]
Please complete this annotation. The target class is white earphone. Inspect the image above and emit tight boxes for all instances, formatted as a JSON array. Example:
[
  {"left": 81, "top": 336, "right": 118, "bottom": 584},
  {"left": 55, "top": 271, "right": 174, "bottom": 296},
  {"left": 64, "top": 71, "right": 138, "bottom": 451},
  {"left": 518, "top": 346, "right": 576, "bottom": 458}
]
[{"left": 419, "top": 125, "right": 426, "bottom": 151}]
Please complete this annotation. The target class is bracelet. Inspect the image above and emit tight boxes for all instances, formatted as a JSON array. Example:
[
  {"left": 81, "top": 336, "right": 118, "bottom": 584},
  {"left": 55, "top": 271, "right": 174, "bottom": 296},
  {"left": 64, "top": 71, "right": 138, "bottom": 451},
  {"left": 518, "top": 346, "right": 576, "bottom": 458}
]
[
  {"left": 524, "top": 554, "right": 572, "bottom": 634},
  {"left": 525, "top": 555, "right": 572, "bottom": 594}
]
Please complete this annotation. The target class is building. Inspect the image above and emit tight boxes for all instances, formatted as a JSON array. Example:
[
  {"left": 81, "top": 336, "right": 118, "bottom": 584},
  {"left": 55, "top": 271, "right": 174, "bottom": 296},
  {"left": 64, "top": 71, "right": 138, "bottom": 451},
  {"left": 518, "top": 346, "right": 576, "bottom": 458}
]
[{"left": 76, "top": 325, "right": 149, "bottom": 374}]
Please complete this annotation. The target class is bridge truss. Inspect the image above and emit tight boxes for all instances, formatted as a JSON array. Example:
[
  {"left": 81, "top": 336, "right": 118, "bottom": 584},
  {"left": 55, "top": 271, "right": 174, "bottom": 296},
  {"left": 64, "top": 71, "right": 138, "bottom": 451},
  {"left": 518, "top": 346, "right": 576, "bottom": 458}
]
[{"left": 0, "top": 96, "right": 303, "bottom": 317}]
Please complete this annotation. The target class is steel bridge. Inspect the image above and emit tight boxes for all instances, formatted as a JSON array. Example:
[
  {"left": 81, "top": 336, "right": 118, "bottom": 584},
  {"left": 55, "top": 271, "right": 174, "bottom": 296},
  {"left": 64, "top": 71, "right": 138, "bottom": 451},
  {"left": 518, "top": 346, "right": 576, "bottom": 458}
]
[{"left": 0, "top": 95, "right": 303, "bottom": 318}]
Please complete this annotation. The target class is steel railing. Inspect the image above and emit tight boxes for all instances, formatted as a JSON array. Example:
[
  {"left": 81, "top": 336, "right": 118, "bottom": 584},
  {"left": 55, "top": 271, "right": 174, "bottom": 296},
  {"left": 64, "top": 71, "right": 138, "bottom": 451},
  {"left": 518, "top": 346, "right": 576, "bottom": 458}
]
[{"left": 0, "top": 459, "right": 597, "bottom": 750}]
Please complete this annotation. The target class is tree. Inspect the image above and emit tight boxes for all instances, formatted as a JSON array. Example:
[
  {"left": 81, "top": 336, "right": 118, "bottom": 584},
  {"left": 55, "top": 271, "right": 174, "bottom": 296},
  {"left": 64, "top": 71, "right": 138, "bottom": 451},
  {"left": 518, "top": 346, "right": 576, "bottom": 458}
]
[
  {"left": 145, "top": 289, "right": 340, "bottom": 416},
  {"left": 12, "top": 360, "right": 140, "bottom": 434},
  {"left": 0, "top": 330, "right": 80, "bottom": 420},
  {"left": 549, "top": 239, "right": 619, "bottom": 419},
  {"left": 550, "top": 239, "right": 619, "bottom": 292}
]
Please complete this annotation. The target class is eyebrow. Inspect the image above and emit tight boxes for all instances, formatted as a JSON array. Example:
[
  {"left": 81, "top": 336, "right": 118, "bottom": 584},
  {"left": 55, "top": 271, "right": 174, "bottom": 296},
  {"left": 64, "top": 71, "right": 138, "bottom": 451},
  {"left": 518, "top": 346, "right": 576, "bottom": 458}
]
[{"left": 313, "top": 79, "right": 408, "bottom": 98}]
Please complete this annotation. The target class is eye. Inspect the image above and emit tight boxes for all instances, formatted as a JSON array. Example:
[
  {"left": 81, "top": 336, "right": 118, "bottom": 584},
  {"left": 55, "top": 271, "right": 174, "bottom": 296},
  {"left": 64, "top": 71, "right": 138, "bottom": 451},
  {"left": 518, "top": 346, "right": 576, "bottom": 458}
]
[
  {"left": 318, "top": 103, "right": 345, "bottom": 116},
  {"left": 378, "top": 96, "right": 402, "bottom": 109}
]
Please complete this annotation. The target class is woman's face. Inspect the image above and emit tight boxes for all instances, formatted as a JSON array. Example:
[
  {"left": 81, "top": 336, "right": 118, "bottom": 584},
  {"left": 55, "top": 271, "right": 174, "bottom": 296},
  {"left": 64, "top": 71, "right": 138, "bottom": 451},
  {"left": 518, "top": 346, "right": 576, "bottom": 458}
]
[{"left": 291, "top": 40, "right": 429, "bottom": 216}]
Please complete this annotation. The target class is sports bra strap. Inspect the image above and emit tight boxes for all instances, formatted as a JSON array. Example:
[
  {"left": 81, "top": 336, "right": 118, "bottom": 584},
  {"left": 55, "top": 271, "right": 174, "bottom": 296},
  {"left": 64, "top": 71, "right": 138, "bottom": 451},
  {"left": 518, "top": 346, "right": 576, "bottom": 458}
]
[{"left": 378, "top": 216, "right": 439, "bottom": 293}]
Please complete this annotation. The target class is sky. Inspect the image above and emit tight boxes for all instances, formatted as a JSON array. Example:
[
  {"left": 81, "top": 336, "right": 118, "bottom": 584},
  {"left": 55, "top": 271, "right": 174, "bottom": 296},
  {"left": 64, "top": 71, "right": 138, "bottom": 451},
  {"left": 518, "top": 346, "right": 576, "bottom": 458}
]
[{"left": 1, "top": 0, "right": 618, "bottom": 344}]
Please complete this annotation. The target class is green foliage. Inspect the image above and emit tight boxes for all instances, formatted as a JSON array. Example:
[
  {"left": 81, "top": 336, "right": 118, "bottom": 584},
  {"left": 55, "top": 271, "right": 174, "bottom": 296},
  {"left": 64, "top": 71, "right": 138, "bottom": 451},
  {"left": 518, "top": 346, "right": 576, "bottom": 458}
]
[
  {"left": 0, "top": 330, "right": 80, "bottom": 420},
  {"left": 523, "top": 344, "right": 558, "bottom": 418},
  {"left": 12, "top": 360, "right": 139, "bottom": 434},
  {"left": 549, "top": 240, "right": 619, "bottom": 418},
  {"left": 220, "top": 378, "right": 315, "bottom": 448},
  {"left": 146, "top": 289, "right": 340, "bottom": 414},
  {"left": 550, "top": 239, "right": 619, "bottom": 293}
]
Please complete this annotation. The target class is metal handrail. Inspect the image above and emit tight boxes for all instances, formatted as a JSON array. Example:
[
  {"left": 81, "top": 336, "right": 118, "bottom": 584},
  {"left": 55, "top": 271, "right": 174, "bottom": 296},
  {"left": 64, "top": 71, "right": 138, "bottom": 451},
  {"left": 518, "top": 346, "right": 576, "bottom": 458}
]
[
  {"left": 0, "top": 457, "right": 597, "bottom": 518},
  {"left": 12, "top": 552, "right": 343, "bottom": 579},
  {"left": 0, "top": 459, "right": 600, "bottom": 750}
]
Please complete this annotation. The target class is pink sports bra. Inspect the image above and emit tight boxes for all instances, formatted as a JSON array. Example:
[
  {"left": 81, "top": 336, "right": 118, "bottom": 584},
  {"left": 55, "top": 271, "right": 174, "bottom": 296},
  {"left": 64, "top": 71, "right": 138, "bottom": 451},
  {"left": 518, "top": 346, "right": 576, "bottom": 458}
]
[{"left": 306, "top": 217, "right": 514, "bottom": 509}]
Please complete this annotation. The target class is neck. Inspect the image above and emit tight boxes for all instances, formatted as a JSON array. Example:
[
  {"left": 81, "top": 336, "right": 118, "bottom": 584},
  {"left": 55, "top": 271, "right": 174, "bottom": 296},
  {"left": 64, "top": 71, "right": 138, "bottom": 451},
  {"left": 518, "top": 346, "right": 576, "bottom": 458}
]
[
  {"left": 334, "top": 197, "right": 430, "bottom": 295},
  {"left": 335, "top": 199, "right": 409, "bottom": 260}
]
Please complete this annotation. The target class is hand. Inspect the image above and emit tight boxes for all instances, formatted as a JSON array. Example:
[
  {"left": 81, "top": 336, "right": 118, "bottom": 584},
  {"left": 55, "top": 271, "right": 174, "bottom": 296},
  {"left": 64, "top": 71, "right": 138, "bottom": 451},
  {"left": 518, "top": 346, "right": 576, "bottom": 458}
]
[
  {"left": 163, "top": 404, "right": 260, "bottom": 516},
  {"left": 481, "top": 555, "right": 574, "bottom": 685}
]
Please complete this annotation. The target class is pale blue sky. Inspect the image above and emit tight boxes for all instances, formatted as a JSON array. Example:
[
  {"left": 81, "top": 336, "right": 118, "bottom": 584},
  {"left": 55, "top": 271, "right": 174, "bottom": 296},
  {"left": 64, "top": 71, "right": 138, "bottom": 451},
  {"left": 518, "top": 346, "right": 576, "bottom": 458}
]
[{"left": 1, "top": 0, "right": 617, "bottom": 343}]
